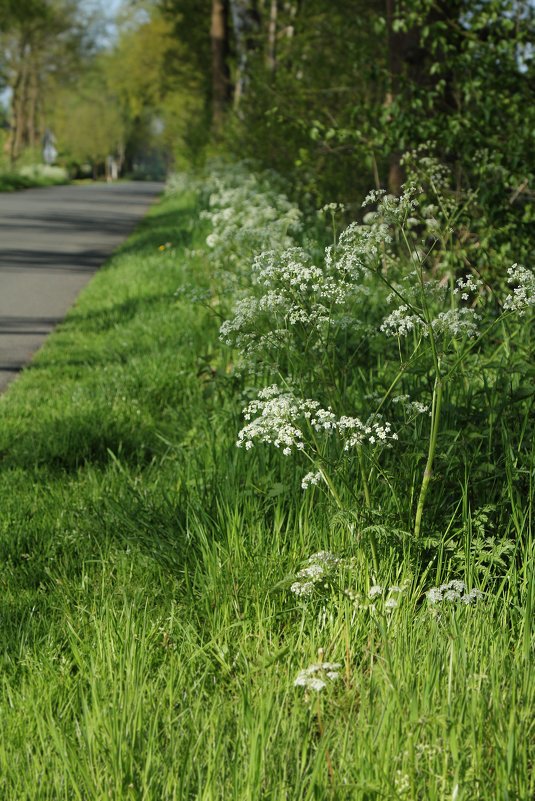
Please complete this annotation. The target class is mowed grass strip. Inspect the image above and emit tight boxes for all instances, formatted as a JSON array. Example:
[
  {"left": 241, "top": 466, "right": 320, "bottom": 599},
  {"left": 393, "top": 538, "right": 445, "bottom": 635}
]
[{"left": 0, "top": 189, "right": 532, "bottom": 800}]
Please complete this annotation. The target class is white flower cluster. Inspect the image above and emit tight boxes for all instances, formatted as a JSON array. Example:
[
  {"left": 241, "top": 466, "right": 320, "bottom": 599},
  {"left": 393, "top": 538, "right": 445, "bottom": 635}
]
[
  {"left": 380, "top": 304, "right": 421, "bottom": 337},
  {"left": 392, "top": 395, "right": 430, "bottom": 416},
  {"left": 221, "top": 174, "right": 498, "bottom": 367},
  {"left": 426, "top": 580, "right": 484, "bottom": 605},
  {"left": 381, "top": 304, "right": 480, "bottom": 339},
  {"left": 220, "top": 243, "right": 375, "bottom": 354},
  {"left": 301, "top": 471, "right": 323, "bottom": 490},
  {"left": 289, "top": 550, "right": 414, "bottom": 617},
  {"left": 237, "top": 385, "right": 397, "bottom": 456},
  {"left": 431, "top": 308, "right": 481, "bottom": 338},
  {"left": 252, "top": 247, "right": 322, "bottom": 290},
  {"left": 400, "top": 146, "right": 451, "bottom": 199},
  {"left": 199, "top": 167, "right": 302, "bottom": 265},
  {"left": 290, "top": 551, "right": 342, "bottom": 596},
  {"left": 453, "top": 273, "right": 483, "bottom": 301},
  {"left": 319, "top": 202, "right": 346, "bottom": 215},
  {"left": 362, "top": 183, "right": 419, "bottom": 224},
  {"left": 237, "top": 385, "right": 331, "bottom": 455},
  {"left": 294, "top": 661, "right": 342, "bottom": 692},
  {"left": 325, "top": 220, "right": 390, "bottom": 283},
  {"left": 351, "top": 582, "right": 407, "bottom": 610},
  {"left": 165, "top": 171, "right": 200, "bottom": 197},
  {"left": 337, "top": 415, "right": 398, "bottom": 449},
  {"left": 503, "top": 263, "right": 535, "bottom": 315}
]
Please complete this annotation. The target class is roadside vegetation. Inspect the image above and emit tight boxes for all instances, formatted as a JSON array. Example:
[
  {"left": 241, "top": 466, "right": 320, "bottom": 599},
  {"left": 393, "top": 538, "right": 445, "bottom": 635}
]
[
  {"left": 0, "top": 163, "right": 69, "bottom": 191},
  {"left": 0, "top": 1, "right": 533, "bottom": 798},
  {"left": 0, "top": 159, "right": 533, "bottom": 799}
]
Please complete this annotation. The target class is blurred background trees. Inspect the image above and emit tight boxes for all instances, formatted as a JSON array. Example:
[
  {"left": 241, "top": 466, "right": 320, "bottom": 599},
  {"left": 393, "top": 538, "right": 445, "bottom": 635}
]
[
  {"left": 155, "top": 0, "right": 534, "bottom": 264},
  {"left": 0, "top": 0, "right": 203, "bottom": 177},
  {"left": 0, "top": 0, "right": 95, "bottom": 165},
  {"left": 0, "top": 0, "right": 533, "bottom": 260}
]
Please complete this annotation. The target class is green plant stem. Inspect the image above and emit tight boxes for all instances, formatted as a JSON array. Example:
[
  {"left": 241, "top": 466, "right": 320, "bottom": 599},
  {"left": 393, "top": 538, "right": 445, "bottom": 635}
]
[
  {"left": 316, "top": 703, "right": 334, "bottom": 784},
  {"left": 414, "top": 374, "right": 443, "bottom": 538},
  {"left": 357, "top": 446, "right": 379, "bottom": 572},
  {"left": 357, "top": 447, "right": 371, "bottom": 509}
]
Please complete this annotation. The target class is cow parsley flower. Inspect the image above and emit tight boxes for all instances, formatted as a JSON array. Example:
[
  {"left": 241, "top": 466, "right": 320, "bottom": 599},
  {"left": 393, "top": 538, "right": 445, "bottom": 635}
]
[
  {"left": 430, "top": 308, "right": 480, "bottom": 339},
  {"left": 301, "top": 471, "right": 323, "bottom": 490},
  {"left": 289, "top": 551, "right": 343, "bottom": 597},
  {"left": 381, "top": 305, "right": 479, "bottom": 339},
  {"left": 290, "top": 581, "right": 315, "bottom": 597},
  {"left": 198, "top": 164, "right": 302, "bottom": 268},
  {"left": 454, "top": 274, "right": 483, "bottom": 297},
  {"left": 392, "top": 395, "right": 430, "bottom": 416},
  {"left": 237, "top": 386, "right": 326, "bottom": 454},
  {"left": 426, "top": 580, "right": 484, "bottom": 605},
  {"left": 380, "top": 305, "right": 421, "bottom": 337},
  {"left": 237, "top": 386, "right": 397, "bottom": 458},
  {"left": 503, "top": 264, "right": 535, "bottom": 315},
  {"left": 294, "top": 661, "right": 342, "bottom": 691}
]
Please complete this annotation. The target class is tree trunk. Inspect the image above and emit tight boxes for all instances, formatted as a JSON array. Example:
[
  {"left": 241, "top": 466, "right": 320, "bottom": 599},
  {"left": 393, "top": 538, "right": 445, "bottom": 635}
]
[
  {"left": 267, "top": 0, "right": 277, "bottom": 73},
  {"left": 27, "top": 59, "right": 40, "bottom": 153},
  {"left": 385, "top": 0, "right": 464, "bottom": 193},
  {"left": 229, "top": 0, "right": 260, "bottom": 107},
  {"left": 385, "top": 0, "right": 403, "bottom": 194},
  {"left": 11, "top": 64, "right": 29, "bottom": 164},
  {"left": 210, "top": 0, "right": 230, "bottom": 132}
]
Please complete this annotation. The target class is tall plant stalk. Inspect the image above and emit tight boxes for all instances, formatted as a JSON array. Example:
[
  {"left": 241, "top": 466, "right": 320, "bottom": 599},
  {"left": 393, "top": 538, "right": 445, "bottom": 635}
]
[{"left": 414, "top": 374, "right": 443, "bottom": 538}]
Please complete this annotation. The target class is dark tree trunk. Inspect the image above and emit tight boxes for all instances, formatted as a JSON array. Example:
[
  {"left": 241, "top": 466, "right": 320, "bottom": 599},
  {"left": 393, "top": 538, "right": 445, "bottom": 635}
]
[
  {"left": 27, "top": 60, "right": 40, "bottom": 152},
  {"left": 210, "top": 0, "right": 231, "bottom": 132},
  {"left": 385, "top": 0, "right": 414, "bottom": 194},
  {"left": 385, "top": 0, "right": 463, "bottom": 194},
  {"left": 266, "top": 0, "right": 277, "bottom": 74}
]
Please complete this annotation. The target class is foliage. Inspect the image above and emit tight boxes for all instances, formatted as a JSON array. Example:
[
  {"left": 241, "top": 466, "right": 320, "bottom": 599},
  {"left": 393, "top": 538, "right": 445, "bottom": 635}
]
[
  {"left": 49, "top": 62, "right": 126, "bottom": 172},
  {"left": 0, "top": 178, "right": 532, "bottom": 798},
  {"left": 190, "top": 159, "right": 534, "bottom": 557},
  {"left": 160, "top": 0, "right": 534, "bottom": 268},
  {"left": 101, "top": 8, "right": 206, "bottom": 168},
  {"left": 0, "top": 166, "right": 68, "bottom": 191},
  {"left": 0, "top": 0, "right": 98, "bottom": 163}
]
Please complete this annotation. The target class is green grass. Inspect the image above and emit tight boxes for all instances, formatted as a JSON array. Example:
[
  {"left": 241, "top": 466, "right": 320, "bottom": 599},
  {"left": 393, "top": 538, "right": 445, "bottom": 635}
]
[
  {"left": 0, "top": 189, "right": 532, "bottom": 800},
  {"left": 0, "top": 170, "right": 69, "bottom": 192}
]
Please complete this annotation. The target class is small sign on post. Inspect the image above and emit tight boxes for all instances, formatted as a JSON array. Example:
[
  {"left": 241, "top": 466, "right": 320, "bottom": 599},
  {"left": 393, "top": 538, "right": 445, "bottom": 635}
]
[{"left": 42, "top": 129, "right": 57, "bottom": 165}]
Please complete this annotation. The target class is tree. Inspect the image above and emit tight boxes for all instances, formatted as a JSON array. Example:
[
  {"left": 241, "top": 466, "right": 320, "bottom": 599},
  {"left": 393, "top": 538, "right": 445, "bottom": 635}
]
[
  {"left": 0, "top": 0, "right": 95, "bottom": 165},
  {"left": 158, "top": 0, "right": 534, "bottom": 266},
  {"left": 49, "top": 64, "right": 125, "bottom": 176},
  {"left": 46, "top": 3, "right": 204, "bottom": 175}
]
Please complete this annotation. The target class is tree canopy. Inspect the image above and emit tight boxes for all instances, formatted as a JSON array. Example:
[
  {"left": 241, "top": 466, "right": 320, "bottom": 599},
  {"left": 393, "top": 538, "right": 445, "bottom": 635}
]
[
  {"left": 2, "top": 0, "right": 533, "bottom": 259},
  {"left": 160, "top": 0, "right": 534, "bottom": 262}
]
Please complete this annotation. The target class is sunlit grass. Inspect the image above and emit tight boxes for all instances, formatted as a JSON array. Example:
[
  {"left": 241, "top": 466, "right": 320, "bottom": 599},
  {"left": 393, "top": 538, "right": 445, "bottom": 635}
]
[{"left": 0, "top": 186, "right": 532, "bottom": 800}]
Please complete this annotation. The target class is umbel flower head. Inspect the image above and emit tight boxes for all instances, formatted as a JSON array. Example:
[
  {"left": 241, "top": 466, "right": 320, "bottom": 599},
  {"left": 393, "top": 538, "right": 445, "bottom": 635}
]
[
  {"left": 426, "top": 580, "right": 484, "bottom": 605},
  {"left": 294, "top": 661, "right": 342, "bottom": 692},
  {"left": 503, "top": 264, "right": 535, "bottom": 315},
  {"left": 237, "top": 385, "right": 397, "bottom": 457}
]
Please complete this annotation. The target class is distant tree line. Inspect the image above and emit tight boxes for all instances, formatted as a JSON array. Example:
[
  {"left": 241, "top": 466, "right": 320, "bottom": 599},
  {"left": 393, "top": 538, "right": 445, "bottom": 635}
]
[
  {"left": 0, "top": 0, "right": 202, "bottom": 178},
  {"left": 161, "top": 0, "right": 535, "bottom": 263},
  {"left": 1, "top": 0, "right": 533, "bottom": 263}
]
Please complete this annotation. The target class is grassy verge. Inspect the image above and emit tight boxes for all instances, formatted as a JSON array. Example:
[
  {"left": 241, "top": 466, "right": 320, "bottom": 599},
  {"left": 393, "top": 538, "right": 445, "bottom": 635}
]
[
  {"left": 0, "top": 187, "right": 532, "bottom": 800},
  {"left": 0, "top": 169, "right": 69, "bottom": 191}
]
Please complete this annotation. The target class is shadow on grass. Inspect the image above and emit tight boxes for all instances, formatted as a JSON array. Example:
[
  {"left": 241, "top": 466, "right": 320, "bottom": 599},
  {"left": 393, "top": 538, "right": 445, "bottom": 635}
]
[
  {"left": 0, "top": 412, "right": 161, "bottom": 471},
  {"left": 55, "top": 291, "right": 178, "bottom": 336}
]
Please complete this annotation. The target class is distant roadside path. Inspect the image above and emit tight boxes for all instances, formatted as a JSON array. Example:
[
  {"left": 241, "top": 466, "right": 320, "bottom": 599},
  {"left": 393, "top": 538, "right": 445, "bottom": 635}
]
[{"left": 0, "top": 181, "right": 164, "bottom": 391}]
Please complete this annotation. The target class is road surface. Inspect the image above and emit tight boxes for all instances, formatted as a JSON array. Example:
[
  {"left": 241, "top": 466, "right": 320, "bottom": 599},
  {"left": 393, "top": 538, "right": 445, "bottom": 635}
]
[{"left": 0, "top": 181, "right": 164, "bottom": 392}]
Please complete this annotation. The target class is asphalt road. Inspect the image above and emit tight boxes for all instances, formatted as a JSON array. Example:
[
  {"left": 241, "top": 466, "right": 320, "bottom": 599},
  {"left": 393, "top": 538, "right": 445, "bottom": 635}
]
[{"left": 0, "top": 180, "right": 164, "bottom": 392}]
